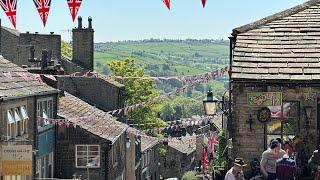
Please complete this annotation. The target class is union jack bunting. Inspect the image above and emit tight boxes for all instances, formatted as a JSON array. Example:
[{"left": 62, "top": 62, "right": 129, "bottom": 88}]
[
  {"left": 33, "top": 0, "right": 51, "bottom": 26},
  {"left": 201, "top": 0, "right": 207, "bottom": 8},
  {"left": 67, "top": 0, "right": 83, "bottom": 21},
  {"left": 0, "top": 0, "right": 17, "bottom": 28},
  {"left": 163, "top": 0, "right": 170, "bottom": 10}
]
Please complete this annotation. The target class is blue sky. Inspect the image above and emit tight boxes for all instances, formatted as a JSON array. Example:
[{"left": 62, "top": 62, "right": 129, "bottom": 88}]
[{"left": 0, "top": 0, "right": 307, "bottom": 42}]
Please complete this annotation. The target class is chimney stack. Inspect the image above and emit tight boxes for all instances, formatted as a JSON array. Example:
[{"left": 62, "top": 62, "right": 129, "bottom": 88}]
[
  {"left": 41, "top": 50, "right": 48, "bottom": 69},
  {"left": 88, "top": 17, "right": 92, "bottom": 29},
  {"left": 78, "top": 16, "right": 83, "bottom": 29},
  {"left": 28, "top": 46, "right": 35, "bottom": 62}
]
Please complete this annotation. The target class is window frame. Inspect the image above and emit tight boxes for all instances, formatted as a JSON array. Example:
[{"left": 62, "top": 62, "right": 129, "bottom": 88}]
[
  {"left": 265, "top": 101, "right": 300, "bottom": 147},
  {"left": 75, "top": 145, "right": 101, "bottom": 168},
  {"left": 37, "top": 97, "right": 54, "bottom": 129}
]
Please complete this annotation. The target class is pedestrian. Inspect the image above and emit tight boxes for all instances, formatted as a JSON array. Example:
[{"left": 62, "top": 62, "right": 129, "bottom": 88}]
[
  {"left": 260, "top": 139, "right": 286, "bottom": 180},
  {"left": 225, "top": 158, "right": 246, "bottom": 180},
  {"left": 276, "top": 152, "right": 296, "bottom": 180},
  {"left": 308, "top": 145, "right": 320, "bottom": 178},
  {"left": 283, "top": 140, "right": 294, "bottom": 159}
]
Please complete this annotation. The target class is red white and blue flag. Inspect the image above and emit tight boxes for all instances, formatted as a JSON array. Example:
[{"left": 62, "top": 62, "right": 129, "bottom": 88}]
[
  {"left": 163, "top": 0, "right": 170, "bottom": 10},
  {"left": 0, "top": 0, "right": 17, "bottom": 29},
  {"left": 201, "top": 0, "right": 207, "bottom": 8},
  {"left": 67, "top": 0, "right": 83, "bottom": 22},
  {"left": 33, "top": 0, "right": 51, "bottom": 27}
]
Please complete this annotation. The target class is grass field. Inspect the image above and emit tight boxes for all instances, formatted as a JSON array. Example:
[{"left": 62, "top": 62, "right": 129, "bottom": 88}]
[{"left": 94, "top": 40, "right": 229, "bottom": 76}]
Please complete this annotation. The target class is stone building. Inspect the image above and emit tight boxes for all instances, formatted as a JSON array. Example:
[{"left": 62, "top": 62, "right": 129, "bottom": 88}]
[
  {"left": 126, "top": 128, "right": 160, "bottom": 180},
  {"left": 56, "top": 92, "right": 128, "bottom": 180},
  {"left": 160, "top": 135, "right": 196, "bottom": 179},
  {"left": 229, "top": 0, "right": 320, "bottom": 174},
  {"left": 0, "top": 56, "right": 58, "bottom": 179}
]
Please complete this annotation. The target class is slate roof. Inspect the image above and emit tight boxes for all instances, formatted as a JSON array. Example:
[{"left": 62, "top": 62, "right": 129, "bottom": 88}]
[
  {"left": 0, "top": 56, "right": 58, "bottom": 100},
  {"left": 232, "top": 0, "right": 320, "bottom": 81},
  {"left": 58, "top": 92, "right": 128, "bottom": 143},
  {"left": 127, "top": 127, "right": 159, "bottom": 152},
  {"left": 168, "top": 135, "right": 196, "bottom": 155}
]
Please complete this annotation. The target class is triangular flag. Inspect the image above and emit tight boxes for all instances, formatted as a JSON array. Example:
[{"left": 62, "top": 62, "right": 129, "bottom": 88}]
[
  {"left": 201, "top": 0, "right": 206, "bottom": 8},
  {"left": 3, "top": 72, "right": 12, "bottom": 79},
  {"left": 163, "top": 0, "right": 170, "bottom": 10},
  {"left": 33, "top": 0, "right": 52, "bottom": 27},
  {"left": 0, "top": 0, "right": 17, "bottom": 29},
  {"left": 34, "top": 74, "right": 43, "bottom": 83},
  {"left": 16, "top": 72, "right": 29, "bottom": 80},
  {"left": 67, "top": 0, "right": 83, "bottom": 21},
  {"left": 44, "top": 74, "right": 56, "bottom": 81}
]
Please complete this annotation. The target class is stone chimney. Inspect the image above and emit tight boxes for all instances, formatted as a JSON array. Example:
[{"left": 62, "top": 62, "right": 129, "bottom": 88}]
[
  {"left": 41, "top": 50, "right": 48, "bottom": 69},
  {"left": 72, "top": 16, "right": 94, "bottom": 71}
]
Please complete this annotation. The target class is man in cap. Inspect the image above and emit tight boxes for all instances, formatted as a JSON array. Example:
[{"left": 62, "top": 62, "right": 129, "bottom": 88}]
[
  {"left": 260, "top": 139, "right": 286, "bottom": 180},
  {"left": 224, "top": 158, "right": 246, "bottom": 180}
]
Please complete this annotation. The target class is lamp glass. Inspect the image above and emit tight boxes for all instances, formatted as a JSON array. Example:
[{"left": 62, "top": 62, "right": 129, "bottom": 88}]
[
  {"left": 203, "top": 101, "right": 217, "bottom": 116},
  {"left": 126, "top": 138, "right": 131, "bottom": 149}
]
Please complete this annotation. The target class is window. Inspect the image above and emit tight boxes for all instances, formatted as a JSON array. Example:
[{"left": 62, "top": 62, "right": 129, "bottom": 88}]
[
  {"left": 76, "top": 145, "right": 100, "bottom": 168},
  {"left": 36, "top": 158, "right": 41, "bottom": 178},
  {"left": 266, "top": 102, "right": 299, "bottom": 146},
  {"left": 37, "top": 98, "right": 53, "bottom": 128},
  {"left": 6, "top": 106, "right": 29, "bottom": 140},
  {"left": 112, "top": 140, "right": 120, "bottom": 166}
]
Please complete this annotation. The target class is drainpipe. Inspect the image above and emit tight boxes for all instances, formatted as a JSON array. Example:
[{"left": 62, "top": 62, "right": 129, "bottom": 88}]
[{"left": 33, "top": 97, "right": 38, "bottom": 179}]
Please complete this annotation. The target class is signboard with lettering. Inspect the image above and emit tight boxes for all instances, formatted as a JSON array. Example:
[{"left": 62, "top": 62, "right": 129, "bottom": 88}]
[
  {"left": 247, "top": 92, "right": 282, "bottom": 107},
  {"left": 1, "top": 145, "right": 32, "bottom": 175}
]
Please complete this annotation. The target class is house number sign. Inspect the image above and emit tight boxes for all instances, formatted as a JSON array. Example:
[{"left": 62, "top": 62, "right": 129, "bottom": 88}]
[{"left": 247, "top": 92, "right": 282, "bottom": 107}]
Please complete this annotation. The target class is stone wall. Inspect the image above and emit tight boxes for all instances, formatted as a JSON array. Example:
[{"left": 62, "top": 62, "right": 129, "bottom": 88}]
[
  {"left": 1, "top": 28, "right": 61, "bottom": 67},
  {"left": 159, "top": 146, "right": 195, "bottom": 179},
  {"left": 1, "top": 27, "right": 19, "bottom": 63},
  {"left": 231, "top": 83, "right": 320, "bottom": 168},
  {"left": 60, "top": 57, "right": 87, "bottom": 74},
  {"left": 57, "top": 76, "right": 125, "bottom": 112}
]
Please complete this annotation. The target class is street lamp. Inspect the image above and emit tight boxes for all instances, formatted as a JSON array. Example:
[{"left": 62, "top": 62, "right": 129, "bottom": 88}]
[{"left": 203, "top": 90, "right": 219, "bottom": 116}]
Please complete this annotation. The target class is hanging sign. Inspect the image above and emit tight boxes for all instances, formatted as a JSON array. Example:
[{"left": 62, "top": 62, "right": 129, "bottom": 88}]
[
  {"left": 33, "top": 0, "right": 52, "bottom": 27},
  {"left": 67, "top": 0, "right": 83, "bottom": 21},
  {"left": 0, "top": 0, "right": 17, "bottom": 29},
  {"left": 1, "top": 145, "right": 33, "bottom": 175},
  {"left": 247, "top": 92, "right": 282, "bottom": 107}
]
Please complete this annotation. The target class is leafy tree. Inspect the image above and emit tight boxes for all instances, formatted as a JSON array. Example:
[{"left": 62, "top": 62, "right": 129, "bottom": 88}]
[
  {"left": 61, "top": 40, "right": 72, "bottom": 58},
  {"left": 107, "top": 58, "right": 166, "bottom": 129},
  {"left": 182, "top": 171, "right": 197, "bottom": 180}
]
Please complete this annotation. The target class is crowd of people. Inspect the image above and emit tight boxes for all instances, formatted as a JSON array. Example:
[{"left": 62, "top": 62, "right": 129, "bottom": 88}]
[{"left": 224, "top": 138, "right": 320, "bottom": 180}]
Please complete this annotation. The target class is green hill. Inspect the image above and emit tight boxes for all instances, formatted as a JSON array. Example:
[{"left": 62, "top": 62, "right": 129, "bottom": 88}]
[{"left": 94, "top": 39, "right": 229, "bottom": 76}]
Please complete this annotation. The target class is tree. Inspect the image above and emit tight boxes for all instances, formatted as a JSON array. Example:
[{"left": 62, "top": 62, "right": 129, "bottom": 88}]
[
  {"left": 61, "top": 40, "right": 72, "bottom": 58},
  {"left": 107, "top": 58, "right": 166, "bottom": 129},
  {"left": 182, "top": 171, "right": 197, "bottom": 180}
]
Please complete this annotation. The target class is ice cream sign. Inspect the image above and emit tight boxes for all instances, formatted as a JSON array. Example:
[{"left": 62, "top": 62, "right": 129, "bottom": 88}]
[{"left": 247, "top": 92, "right": 282, "bottom": 107}]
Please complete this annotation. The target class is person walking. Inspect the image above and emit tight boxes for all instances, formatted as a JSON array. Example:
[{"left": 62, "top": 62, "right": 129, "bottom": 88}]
[
  {"left": 225, "top": 158, "right": 246, "bottom": 180},
  {"left": 260, "top": 139, "right": 286, "bottom": 180}
]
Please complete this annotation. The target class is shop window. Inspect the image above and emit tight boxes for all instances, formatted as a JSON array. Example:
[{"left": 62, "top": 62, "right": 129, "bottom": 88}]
[
  {"left": 37, "top": 98, "right": 53, "bottom": 129},
  {"left": 76, "top": 145, "right": 100, "bottom": 168},
  {"left": 266, "top": 101, "right": 299, "bottom": 146}
]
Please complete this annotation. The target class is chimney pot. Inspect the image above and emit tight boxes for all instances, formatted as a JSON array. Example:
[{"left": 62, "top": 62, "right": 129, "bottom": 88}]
[
  {"left": 78, "top": 16, "right": 83, "bottom": 29},
  {"left": 50, "top": 32, "right": 54, "bottom": 35},
  {"left": 88, "top": 17, "right": 92, "bottom": 29},
  {"left": 26, "top": 31, "right": 29, "bottom": 34},
  {"left": 35, "top": 32, "right": 39, "bottom": 34}
]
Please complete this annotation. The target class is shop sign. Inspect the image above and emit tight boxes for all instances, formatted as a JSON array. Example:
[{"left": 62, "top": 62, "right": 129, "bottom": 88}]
[
  {"left": 1, "top": 145, "right": 32, "bottom": 175},
  {"left": 247, "top": 92, "right": 282, "bottom": 107}
]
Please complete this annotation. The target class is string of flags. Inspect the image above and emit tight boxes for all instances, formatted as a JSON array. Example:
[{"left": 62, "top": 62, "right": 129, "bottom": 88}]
[
  {"left": 163, "top": 0, "right": 207, "bottom": 10},
  {"left": 0, "top": 0, "right": 83, "bottom": 29}
]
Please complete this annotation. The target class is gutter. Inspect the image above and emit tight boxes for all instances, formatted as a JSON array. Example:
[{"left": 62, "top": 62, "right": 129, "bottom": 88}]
[{"left": 0, "top": 90, "right": 59, "bottom": 101}]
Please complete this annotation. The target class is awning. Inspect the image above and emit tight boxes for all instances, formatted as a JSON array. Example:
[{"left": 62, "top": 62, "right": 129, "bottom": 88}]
[
  {"left": 20, "top": 106, "right": 29, "bottom": 119},
  {"left": 7, "top": 110, "right": 15, "bottom": 124},
  {"left": 14, "top": 109, "right": 22, "bottom": 122}
]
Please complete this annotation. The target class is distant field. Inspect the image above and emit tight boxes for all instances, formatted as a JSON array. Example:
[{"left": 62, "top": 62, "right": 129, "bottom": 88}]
[{"left": 94, "top": 40, "right": 229, "bottom": 76}]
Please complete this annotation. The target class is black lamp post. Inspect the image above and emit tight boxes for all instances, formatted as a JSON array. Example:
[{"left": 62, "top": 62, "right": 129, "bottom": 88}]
[{"left": 203, "top": 90, "right": 219, "bottom": 116}]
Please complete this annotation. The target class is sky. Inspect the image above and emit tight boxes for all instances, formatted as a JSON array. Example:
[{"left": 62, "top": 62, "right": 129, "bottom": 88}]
[{"left": 0, "top": 0, "right": 308, "bottom": 42}]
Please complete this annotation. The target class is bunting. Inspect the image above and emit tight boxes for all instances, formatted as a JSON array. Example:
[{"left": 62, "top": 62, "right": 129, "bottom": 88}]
[
  {"left": 67, "top": 0, "right": 83, "bottom": 21},
  {"left": 33, "top": 0, "right": 51, "bottom": 26},
  {"left": 0, "top": 0, "right": 17, "bottom": 29},
  {"left": 163, "top": 0, "right": 170, "bottom": 10},
  {"left": 201, "top": 0, "right": 207, "bottom": 8}
]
